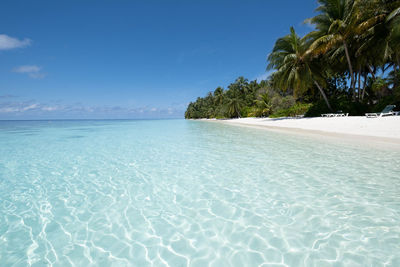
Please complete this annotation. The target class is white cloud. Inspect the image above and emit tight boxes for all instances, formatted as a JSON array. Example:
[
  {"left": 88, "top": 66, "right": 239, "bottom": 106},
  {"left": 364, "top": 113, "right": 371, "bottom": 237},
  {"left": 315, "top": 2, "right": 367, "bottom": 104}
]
[
  {"left": 0, "top": 34, "right": 31, "bottom": 50},
  {"left": 0, "top": 101, "right": 185, "bottom": 119},
  {"left": 256, "top": 71, "right": 272, "bottom": 82},
  {"left": 13, "top": 65, "right": 40, "bottom": 73},
  {"left": 41, "top": 106, "right": 58, "bottom": 111},
  {"left": 12, "top": 65, "right": 46, "bottom": 79},
  {"left": 0, "top": 102, "right": 39, "bottom": 113},
  {"left": 21, "top": 103, "right": 38, "bottom": 111},
  {"left": 0, "top": 107, "right": 19, "bottom": 113}
]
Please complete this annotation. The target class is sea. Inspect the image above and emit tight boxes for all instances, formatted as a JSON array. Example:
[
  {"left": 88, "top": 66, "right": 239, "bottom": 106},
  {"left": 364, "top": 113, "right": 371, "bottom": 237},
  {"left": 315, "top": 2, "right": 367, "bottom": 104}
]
[{"left": 1, "top": 119, "right": 399, "bottom": 266}]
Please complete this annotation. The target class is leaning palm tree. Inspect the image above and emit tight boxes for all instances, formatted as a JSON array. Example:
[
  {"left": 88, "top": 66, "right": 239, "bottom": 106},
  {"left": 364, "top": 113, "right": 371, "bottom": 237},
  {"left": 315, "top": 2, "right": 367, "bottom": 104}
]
[
  {"left": 268, "top": 27, "right": 333, "bottom": 110},
  {"left": 349, "top": 0, "right": 400, "bottom": 99},
  {"left": 306, "top": 0, "right": 358, "bottom": 94},
  {"left": 387, "top": 1, "right": 400, "bottom": 69},
  {"left": 351, "top": 0, "right": 395, "bottom": 98}
]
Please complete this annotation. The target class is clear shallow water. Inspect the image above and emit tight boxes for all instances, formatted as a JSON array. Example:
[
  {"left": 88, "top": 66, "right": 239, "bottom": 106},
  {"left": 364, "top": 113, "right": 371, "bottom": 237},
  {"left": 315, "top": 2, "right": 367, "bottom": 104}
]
[{"left": 0, "top": 119, "right": 400, "bottom": 267}]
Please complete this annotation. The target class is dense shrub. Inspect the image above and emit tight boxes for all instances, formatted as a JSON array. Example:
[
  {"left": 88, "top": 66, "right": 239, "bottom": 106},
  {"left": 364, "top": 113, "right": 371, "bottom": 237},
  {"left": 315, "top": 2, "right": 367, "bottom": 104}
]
[
  {"left": 270, "top": 103, "right": 312, "bottom": 118},
  {"left": 305, "top": 97, "right": 371, "bottom": 117}
]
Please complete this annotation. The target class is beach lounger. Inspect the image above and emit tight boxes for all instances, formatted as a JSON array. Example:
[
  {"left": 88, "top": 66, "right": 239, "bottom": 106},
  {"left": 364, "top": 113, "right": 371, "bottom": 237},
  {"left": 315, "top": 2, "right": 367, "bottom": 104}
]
[
  {"left": 334, "top": 112, "right": 349, "bottom": 117},
  {"left": 365, "top": 105, "right": 397, "bottom": 118},
  {"left": 321, "top": 111, "right": 349, "bottom": 117}
]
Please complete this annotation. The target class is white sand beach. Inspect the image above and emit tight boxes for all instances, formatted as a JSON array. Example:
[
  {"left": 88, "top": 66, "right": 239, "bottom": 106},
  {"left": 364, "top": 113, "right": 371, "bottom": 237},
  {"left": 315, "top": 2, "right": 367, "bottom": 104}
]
[{"left": 212, "top": 116, "right": 400, "bottom": 141}]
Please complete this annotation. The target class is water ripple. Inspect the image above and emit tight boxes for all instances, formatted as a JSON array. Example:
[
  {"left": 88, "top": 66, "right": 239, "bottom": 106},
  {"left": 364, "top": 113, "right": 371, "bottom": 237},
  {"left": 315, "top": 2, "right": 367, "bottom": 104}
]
[{"left": 0, "top": 120, "right": 399, "bottom": 266}]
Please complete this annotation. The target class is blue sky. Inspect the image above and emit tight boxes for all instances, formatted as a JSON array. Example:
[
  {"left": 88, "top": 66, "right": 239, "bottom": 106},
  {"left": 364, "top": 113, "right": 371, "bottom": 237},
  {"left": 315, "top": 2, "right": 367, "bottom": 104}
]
[{"left": 0, "top": 0, "right": 317, "bottom": 119}]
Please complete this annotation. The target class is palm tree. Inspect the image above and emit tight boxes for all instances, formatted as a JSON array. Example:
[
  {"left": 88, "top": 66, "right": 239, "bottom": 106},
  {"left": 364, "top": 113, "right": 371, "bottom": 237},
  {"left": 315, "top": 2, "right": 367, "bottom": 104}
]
[
  {"left": 225, "top": 85, "right": 244, "bottom": 118},
  {"left": 306, "top": 0, "right": 359, "bottom": 95},
  {"left": 245, "top": 80, "right": 260, "bottom": 106},
  {"left": 228, "top": 77, "right": 249, "bottom": 99},
  {"left": 350, "top": 0, "right": 400, "bottom": 99},
  {"left": 388, "top": 68, "right": 400, "bottom": 85},
  {"left": 226, "top": 97, "right": 243, "bottom": 118},
  {"left": 387, "top": 1, "right": 400, "bottom": 70},
  {"left": 387, "top": 0, "right": 400, "bottom": 28},
  {"left": 254, "top": 92, "right": 272, "bottom": 117},
  {"left": 268, "top": 27, "right": 333, "bottom": 110},
  {"left": 213, "top": 87, "right": 224, "bottom": 105},
  {"left": 185, "top": 103, "right": 194, "bottom": 119}
]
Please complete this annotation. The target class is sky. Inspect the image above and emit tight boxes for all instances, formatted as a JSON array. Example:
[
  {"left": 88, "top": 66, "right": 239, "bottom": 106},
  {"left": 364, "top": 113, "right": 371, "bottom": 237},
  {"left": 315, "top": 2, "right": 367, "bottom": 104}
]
[{"left": 0, "top": 0, "right": 318, "bottom": 119}]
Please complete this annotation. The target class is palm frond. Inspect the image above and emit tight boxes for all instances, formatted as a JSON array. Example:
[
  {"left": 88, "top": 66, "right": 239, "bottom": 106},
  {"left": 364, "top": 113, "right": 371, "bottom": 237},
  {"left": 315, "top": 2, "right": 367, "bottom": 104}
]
[{"left": 387, "top": 7, "right": 400, "bottom": 22}]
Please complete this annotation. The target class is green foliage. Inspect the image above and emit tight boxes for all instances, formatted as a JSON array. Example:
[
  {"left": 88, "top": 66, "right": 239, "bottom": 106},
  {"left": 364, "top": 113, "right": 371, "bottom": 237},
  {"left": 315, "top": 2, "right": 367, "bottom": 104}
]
[
  {"left": 305, "top": 100, "right": 331, "bottom": 117},
  {"left": 372, "top": 95, "right": 400, "bottom": 112},
  {"left": 186, "top": 0, "right": 400, "bottom": 119},
  {"left": 270, "top": 95, "right": 296, "bottom": 111},
  {"left": 305, "top": 96, "right": 370, "bottom": 117},
  {"left": 372, "top": 78, "right": 389, "bottom": 99},
  {"left": 270, "top": 103, "right": 312, "bottom": 118},
  {"left": 250, "top": 92, "right": 272, "bottom": 117},
  {"left": 240, "top": 106, "right": 253, "bottom": 117},
  {"left": 185, "top": 77, "right": 268, "bottom": 119}
]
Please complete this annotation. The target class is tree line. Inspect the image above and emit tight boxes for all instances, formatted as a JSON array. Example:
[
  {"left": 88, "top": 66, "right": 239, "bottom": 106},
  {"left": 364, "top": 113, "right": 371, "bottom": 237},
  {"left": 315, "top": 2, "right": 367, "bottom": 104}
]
[{"left": 185, "top": 0, "right": 400, "bottom": 119}]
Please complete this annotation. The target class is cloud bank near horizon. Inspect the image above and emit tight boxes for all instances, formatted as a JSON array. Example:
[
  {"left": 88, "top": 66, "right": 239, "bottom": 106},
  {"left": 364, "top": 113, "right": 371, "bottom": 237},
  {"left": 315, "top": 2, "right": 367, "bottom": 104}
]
[{"left": 0, "top": 100, "right": 186, "bottom": 119}]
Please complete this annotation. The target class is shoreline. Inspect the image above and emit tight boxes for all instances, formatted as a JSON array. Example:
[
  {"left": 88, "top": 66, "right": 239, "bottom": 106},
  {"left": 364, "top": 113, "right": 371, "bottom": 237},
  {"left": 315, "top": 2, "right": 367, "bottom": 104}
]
[{"left": 198, "top": 116, "right": 400, "bottom": 148}]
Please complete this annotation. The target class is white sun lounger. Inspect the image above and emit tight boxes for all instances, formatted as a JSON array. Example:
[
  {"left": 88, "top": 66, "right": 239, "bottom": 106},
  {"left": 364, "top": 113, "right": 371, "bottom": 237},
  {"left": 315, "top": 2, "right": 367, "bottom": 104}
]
[
  {"left": 365, "top": 105, "right": 398, "bottom": 118},
  {"left": 334, "top": 113, "right": 349, "bottom": 117},
  {"left": 321, "top": 112, "right": 349, "bottom": 117}
]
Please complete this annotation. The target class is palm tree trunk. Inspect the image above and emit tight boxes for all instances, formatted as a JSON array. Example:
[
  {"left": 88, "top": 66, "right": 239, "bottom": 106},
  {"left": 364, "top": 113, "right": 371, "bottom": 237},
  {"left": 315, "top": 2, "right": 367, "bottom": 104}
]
[
  {"left": 368, "top": 65, "right": 376, "bottom": 80},
  {"left": 354, "top": 71, "right": 358, "bottom": 100},
  {"left": 314, "top": 80, "right": 332, "bottom": 111},
  {"left": 235, "top": 104, "right": 241, "bottom": 118},
  {"left": 343, "top": 40, "right": 355, "bottom": 96},
  {"left": 361, "top": 72, "right": 367, "bottom": 100}
]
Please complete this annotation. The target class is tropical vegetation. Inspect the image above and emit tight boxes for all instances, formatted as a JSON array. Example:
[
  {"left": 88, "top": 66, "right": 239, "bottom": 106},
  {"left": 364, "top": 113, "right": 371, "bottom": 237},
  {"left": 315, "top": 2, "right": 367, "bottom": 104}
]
[{"left": 185, "top": 0, "right": 400, "bottom": 119}]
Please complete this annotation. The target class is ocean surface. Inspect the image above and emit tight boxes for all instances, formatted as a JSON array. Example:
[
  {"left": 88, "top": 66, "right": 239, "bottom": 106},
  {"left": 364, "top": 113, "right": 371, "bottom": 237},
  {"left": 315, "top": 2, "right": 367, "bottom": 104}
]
[{"left": 1, "top": 119, "right": 400, "bottom": 267}]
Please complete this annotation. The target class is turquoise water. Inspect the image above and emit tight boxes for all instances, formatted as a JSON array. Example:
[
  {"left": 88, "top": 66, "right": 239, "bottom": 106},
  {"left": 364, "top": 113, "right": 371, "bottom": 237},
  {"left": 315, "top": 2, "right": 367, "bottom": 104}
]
[{"left": 1, "top": 120, "right": 400, "bottom": 267}]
